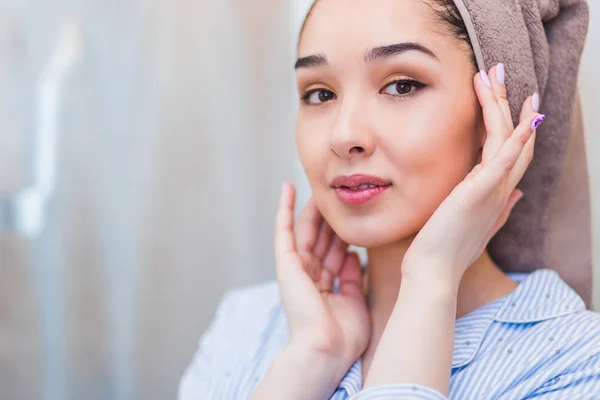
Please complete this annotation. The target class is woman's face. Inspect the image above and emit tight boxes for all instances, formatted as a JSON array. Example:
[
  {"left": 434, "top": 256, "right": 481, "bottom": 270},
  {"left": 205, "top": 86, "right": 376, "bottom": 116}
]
[{"left": 295, "top": 0, "right": 483, "bottom": 249}]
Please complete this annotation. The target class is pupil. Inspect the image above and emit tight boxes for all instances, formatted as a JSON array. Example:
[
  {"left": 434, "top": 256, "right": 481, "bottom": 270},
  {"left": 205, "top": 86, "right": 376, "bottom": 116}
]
[
  {"left": 397, "top": 82, "right": 411, "bottom": 94},
  {"left": 319, "top": 91, "right": 332, "bottom": 102}
]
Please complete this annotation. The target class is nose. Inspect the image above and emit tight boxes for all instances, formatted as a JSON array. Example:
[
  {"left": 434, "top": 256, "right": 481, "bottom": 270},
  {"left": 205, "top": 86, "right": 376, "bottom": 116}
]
[{"left": 329, "top": 98, "right": 375, "bottom": 159}]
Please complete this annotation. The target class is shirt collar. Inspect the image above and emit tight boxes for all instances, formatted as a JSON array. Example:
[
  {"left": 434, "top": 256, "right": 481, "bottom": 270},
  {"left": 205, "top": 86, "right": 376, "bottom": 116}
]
[
  {"left": 452, "top": 269, "right": 586, "bottom": 368},
  {"left": 337, "top": 268, "right": 587, "bottom": 395}
]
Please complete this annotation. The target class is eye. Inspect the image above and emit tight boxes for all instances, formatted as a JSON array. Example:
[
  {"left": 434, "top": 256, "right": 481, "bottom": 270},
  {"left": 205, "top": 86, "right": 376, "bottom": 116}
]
[
  {"left": 380, "top": 79, "right": 425, "bottom": 98},
  {"left": 301, "top": 89, "right": 337, "bottom": 105}
]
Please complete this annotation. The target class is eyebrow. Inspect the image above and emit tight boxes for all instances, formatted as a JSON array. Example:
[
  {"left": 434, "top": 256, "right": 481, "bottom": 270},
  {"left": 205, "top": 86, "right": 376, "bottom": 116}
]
[
  {"left": 294, "top": 54, "right": 328, "bottom": 69},
  {"left": 364, "top": 42, "right": 438, "bottom": 63},
  {"left": 294, "top": 41, "right": 438, "bottom": 70}
]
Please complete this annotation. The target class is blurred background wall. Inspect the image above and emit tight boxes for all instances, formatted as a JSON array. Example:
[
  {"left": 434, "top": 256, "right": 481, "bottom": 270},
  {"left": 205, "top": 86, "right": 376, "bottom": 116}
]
[
  {"left": 0, "top": 0, "right": 597, "bottom": 399},
  {"left": 0, "top": 0, "right": 299, "bottom": 399}
]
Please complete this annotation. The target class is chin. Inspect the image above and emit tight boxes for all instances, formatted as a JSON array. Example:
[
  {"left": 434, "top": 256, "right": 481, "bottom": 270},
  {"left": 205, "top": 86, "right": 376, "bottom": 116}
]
[{"left": 326, "top": 210, "right": 421, "bottom": 249}]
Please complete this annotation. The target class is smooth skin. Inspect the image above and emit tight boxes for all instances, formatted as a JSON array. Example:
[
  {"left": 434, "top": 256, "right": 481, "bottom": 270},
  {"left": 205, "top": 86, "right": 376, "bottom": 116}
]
[{"left": 250, "top": 0, "right": 543, "bottom": 398}]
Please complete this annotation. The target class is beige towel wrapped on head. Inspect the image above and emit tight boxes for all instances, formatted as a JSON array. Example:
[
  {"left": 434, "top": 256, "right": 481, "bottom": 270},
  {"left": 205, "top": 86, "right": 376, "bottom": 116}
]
[{"left": 452, "top": 0, "right": 592, "bottom": 307}]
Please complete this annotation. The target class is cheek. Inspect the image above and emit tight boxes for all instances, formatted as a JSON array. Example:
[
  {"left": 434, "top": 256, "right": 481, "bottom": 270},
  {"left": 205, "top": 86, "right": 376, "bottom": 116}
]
[
  {"left": 379, "top": 98, "right": 479, "bottom": 185},
  {"left": 377, "top": 102, "right": 480, "bottom": 225},
  {"left": 296, "top": 115, "right": 328, "bottom": 184}
]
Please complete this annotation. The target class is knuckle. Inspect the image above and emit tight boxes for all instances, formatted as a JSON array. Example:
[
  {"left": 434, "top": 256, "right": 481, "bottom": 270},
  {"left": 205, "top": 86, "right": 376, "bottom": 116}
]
[
  {"left": 496, "top": 91, "right": 508, "bottom": 101},
  {"left": 503, "top": 157, "right": 516, "bottom": 173},
  {"left": 517, "top": 131, "right": 530, "bottom": 145},
  {"left": 299, "top": 239, "right": 312, "bottom": 251}
]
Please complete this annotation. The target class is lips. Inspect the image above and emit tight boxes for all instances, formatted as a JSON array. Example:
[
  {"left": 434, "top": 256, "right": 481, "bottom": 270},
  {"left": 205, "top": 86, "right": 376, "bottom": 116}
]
[
  {"left": 331, "top": 174, "right": 391, "bottom": 205},
  {"left": 331, "top": 174, "right": 391, "bottom": 189}
]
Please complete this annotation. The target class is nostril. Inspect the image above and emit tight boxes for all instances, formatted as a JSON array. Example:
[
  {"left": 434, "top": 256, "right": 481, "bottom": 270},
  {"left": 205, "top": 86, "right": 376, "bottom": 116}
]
[{"left": 349, "top": 146, "right": 364, "bottom": 154}]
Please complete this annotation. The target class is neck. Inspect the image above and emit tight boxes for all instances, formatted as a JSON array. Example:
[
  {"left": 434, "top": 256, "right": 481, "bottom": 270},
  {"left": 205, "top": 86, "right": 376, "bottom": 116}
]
[
  {"left": 359, "top": 237, "right": 518, "bottom": 383},
  {"left": 364, "top": 236, "right": 518, "bottom": 337}
]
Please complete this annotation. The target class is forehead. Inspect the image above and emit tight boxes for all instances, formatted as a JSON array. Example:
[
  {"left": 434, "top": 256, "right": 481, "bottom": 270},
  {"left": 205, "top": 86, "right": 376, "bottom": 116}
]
[{"left": 299, "top": 0, "right": 447, "bottom": 58}]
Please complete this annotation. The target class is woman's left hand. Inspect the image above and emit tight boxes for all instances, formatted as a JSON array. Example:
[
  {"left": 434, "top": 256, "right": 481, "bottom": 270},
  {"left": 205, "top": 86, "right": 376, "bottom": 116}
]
[{"left": 402, "top": 64, "right": 545, "bottom": 288}]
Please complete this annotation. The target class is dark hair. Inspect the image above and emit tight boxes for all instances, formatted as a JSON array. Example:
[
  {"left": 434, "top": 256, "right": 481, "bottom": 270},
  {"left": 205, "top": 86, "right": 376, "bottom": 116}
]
[
  {"left": 423, "top": 0, "right": 476, "bottom": 71},
  {"left": 298, "top": 0, "right": 477, "bottom": 71}
]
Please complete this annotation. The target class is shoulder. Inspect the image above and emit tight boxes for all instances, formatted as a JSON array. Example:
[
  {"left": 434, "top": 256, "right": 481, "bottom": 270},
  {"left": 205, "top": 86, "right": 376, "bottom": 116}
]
[
  {"left": 178, "top": 280, "right": 285, "bottom": 400},
  {"left": 212, "top": 280, "right": 282, "bottom": 333},
  {"left": 201, "top": 280, "right": 283, "bottom": 350},
  {"left": 556, "top": 309, "right": 600, "bottom": 351},
  {"left": 219, "top": 280, "right": 282, "bottom": 312},
  {"left": 525, "top": 311, "right": 600, "bottom": 397}
]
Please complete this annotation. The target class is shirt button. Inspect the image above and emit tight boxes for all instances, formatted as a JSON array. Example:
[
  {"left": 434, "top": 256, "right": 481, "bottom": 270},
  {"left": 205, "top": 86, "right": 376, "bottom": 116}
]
[
  {"left": 555, "top": 349, "right": 561, "bottom": 355},
  {"left": 548, "top": 337, "right": 554, "bottom": 342},
  {"left": 498, "top": 337, "right": 504, "bottom": 342},
  {"left": 465, "top": 340, "right": 471, "bottom": 346},
  {"left": 507, "top": 349, "right": 513, "bottom": 354},
  {"left": 412, "top": 385, "right": 418, "bottom": 391}
]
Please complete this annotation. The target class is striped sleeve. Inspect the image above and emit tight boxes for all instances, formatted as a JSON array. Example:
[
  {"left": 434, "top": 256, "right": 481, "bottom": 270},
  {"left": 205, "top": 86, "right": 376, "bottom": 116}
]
[
  {"left": 525, "top": 354, "right": 600, "bottom": 399},
  {"left": 350, "top": 384, "right": 448, "bottom": 400},
  {"left": 177, "top": 289, "right": 236, "bottom": 400}
]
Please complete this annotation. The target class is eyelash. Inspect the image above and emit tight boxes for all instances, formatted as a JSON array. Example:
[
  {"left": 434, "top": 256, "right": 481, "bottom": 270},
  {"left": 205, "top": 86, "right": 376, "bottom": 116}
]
[
  {"left": 380, "top": 79, "right": 427, "bottom": 98},
  {"left": 300, "top": 79, "right": 426, "bottom": 105}
]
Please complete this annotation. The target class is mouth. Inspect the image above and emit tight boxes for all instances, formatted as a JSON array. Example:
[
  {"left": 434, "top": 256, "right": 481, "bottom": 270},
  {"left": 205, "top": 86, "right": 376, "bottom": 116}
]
[{"left": 331, "top": 174, "right": 392, "bottom": 205}]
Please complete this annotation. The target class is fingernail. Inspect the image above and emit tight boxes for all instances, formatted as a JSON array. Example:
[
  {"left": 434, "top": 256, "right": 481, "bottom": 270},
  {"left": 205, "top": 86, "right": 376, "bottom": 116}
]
[
  {"left": 518, "top": 191, "right": 524, "bottom": 202},
  {"left": 532, "top": 92, "right": 540, "bottom": 112},
  {"left": 531, "top": 114, "right": 546, "bottom": 130},
  {"left": 480, "top": 69, "right": 492, "bottom": 88},
  {"left": 282, "top": 180, "right": 288, "bottom": 190},
  {"left": 495, "top": 63, "right": 505, "bottom": 85}
]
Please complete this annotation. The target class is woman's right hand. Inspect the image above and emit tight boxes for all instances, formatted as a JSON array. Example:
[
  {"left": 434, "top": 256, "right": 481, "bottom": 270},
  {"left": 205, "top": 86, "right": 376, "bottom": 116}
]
[{"left": 274, "top": 181, "right": 371, "bottom": 370}]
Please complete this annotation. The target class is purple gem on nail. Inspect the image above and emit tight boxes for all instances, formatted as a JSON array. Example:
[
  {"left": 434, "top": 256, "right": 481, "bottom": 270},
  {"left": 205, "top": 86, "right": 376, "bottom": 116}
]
[{"left": 531, "top": 114, "right": 546, "bottom": 130}]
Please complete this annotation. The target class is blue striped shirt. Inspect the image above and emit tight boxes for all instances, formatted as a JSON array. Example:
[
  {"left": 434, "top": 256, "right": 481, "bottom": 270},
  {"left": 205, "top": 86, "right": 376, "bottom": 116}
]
[{"left": 179, "top": 269, "right": 600, "bottom": 399}]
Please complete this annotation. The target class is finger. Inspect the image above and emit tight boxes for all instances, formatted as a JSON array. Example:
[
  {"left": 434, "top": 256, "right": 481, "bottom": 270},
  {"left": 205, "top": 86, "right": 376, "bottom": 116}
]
[
  {"left": 489, "top": 189, "right": 524, "bottom": 240},
  {"left": 488, "top": 64, "right": 513, "bottom": 130},
  {"left": 295, "top": 198, "right": 323, "bottom": 253},
  {"left": 313, "top": 220, "right": 334, "bottom": 260},
  {"left": 505, "top": 94, "right": 539, "bottom": 188},
  {"left": 338, "top": 252, "right": 364, "bottom": 298},
  {"left": 474, "top": 70, "right": 511, "bottom": 163},
  {"left": 465, "top": 163, "right": 484, "bottom": 181},
  {"left": 507, "top": 97, "right": 542, "bottom": 189},
  {"left": 322, "top": 235, "right": 348, "bottom": 277},
  {"left": 482, "top": 113, "right": 545, "bottom": 191},
  {"left": 508, "top": 128, "right": 536, "bottom": 190},
  {"left": 274, "top": 181, "right": 297, "bottom": 257},
  {"left": 520, "top": 93, "right": 540, "bottom": 122}
]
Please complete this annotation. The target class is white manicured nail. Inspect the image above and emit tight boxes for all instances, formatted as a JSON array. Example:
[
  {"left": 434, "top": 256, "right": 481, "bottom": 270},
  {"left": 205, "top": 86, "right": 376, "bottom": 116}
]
[
  {"left": 480, "top": 70, "right": 492, "bottom": 88},
  {"left": 532, "top": 92, "right": 540, "bottom": 112}
]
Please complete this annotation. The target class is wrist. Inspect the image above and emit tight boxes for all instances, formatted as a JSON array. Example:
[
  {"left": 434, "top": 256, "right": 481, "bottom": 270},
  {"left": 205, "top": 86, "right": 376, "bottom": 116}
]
[
  {"left": 401, "top": 258, "right": 462, "bottom": 294},
  {"left": 283, "top": 342, "right": 350, "bottom": 375},
  {"left": 278, "top": 344, "right": 349, "bottom": 393},
  {"left": 250, "top": 345, "right": 346, "bottom": 400},
  {"left": 399, "top": 271, "right": 460, "bottom": 307}
]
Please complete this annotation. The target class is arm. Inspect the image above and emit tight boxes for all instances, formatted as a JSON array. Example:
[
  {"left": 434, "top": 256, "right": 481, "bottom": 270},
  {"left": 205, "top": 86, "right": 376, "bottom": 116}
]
[
  {"left": 360, "top": 274, "right": 456, "bottom": 397},
  {"left": 251, "top": 182, "right": 370, "bottom": 399},
  {"left": 249, "top": 345, "right": 348, "bottom": 400}
]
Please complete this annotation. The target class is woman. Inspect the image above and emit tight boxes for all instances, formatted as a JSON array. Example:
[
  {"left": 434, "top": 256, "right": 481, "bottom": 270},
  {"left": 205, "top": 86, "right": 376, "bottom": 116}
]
[{"left": 180, "top": 0, "right": 599, "bottom": 398}]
